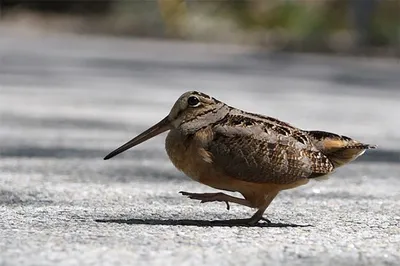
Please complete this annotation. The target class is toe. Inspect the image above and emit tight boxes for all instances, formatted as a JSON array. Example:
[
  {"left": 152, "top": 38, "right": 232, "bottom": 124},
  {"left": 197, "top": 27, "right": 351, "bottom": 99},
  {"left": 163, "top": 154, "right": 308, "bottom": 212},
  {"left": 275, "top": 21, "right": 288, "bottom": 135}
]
[{"left": 260, "top": 217, "right": 271, "bottom": 223}]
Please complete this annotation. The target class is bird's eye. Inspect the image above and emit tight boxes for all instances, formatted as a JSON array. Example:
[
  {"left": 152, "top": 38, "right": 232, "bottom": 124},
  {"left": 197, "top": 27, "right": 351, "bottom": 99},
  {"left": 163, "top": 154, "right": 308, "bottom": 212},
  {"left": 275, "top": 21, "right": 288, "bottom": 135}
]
[{"left": 187, "top": 96, "right": 200, "bottom": 107}]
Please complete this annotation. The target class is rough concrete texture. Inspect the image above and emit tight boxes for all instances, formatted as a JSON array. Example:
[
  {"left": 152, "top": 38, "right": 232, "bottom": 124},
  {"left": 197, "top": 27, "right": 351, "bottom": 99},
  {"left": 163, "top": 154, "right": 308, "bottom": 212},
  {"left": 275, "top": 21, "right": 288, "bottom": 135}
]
[{"left": 0, "top": 29, "right": 399, "bottom": 266}]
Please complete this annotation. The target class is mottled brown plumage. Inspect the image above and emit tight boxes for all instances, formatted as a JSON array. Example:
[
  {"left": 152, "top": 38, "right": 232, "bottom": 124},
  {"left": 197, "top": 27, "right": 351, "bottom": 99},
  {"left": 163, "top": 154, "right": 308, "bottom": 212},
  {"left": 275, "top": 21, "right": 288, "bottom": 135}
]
[{"left": 104, "top": 91, "right": 376, "bottom": 225}]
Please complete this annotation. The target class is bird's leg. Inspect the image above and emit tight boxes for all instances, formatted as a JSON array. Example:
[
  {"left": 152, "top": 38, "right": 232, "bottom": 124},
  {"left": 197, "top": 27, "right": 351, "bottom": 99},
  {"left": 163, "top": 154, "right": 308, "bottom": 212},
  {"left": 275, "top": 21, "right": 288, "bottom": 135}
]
[
  {"left": 247, "top": 206, "right": 269, "bottom": 225},
  {"left": 246, "top": 191, "right": 279, "bottom": 225},
  {"left": 179, "top": 191, "right": 252, "bottom": 210}
]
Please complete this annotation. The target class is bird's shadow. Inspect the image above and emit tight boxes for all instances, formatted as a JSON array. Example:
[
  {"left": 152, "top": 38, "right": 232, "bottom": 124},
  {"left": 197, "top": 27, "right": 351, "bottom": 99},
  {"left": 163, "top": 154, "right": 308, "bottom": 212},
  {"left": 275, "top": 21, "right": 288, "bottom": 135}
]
[{"left": 95, "top": 218, "right": 311, "bottom": 228}]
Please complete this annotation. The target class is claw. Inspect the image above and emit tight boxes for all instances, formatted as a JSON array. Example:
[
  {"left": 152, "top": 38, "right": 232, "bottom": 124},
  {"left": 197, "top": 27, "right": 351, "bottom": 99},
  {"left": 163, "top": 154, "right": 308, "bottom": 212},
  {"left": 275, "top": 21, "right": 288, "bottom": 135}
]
[
  {"left": 247, "top": 216, "right": 271, "bottom": 225},
  {"left": 200, "top": 200, "right": 230, "bottom": 210},
  {"left": 225, "top": 201, "right": 230, "bottom": 210},
  {"left": 260, "top": 217, "right": 271, "bottom": 223}
]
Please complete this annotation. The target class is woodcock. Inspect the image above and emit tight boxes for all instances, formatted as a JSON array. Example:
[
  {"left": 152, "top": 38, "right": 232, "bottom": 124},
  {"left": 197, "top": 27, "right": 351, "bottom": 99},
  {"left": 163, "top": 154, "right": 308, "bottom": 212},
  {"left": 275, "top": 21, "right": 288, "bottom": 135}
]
[{"left": 104, "top": 91, "right": 376, "bottom": 225}]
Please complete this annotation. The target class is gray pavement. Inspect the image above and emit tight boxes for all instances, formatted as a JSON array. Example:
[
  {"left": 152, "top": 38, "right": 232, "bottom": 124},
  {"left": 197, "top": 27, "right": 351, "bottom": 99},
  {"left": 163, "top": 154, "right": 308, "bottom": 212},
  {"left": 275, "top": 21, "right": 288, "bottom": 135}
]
[{"left": 0, "top": 29, "right": 399, "bottom": 265}]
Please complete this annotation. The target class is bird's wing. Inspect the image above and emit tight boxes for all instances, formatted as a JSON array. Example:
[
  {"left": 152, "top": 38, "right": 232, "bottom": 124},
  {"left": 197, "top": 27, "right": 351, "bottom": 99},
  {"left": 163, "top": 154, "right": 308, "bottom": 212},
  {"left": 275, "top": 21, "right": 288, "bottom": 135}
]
[{"left": 204, "top": 124, "right": 334, "bottom": 185}]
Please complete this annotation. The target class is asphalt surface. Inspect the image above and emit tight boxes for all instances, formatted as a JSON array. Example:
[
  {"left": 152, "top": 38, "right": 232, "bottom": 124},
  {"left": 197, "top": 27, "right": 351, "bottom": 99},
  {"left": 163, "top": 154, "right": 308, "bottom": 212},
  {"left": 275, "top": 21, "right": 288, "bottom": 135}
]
[{"left": 0, "top": 29, "right": 399, "bottom": 265}]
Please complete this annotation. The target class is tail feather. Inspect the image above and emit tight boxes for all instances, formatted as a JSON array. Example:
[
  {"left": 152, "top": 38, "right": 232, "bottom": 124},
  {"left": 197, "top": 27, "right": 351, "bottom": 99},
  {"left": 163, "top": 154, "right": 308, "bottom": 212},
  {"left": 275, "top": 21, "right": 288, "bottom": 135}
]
[{"left": 306, "top": 130, "right": 376, "bottom": 168}]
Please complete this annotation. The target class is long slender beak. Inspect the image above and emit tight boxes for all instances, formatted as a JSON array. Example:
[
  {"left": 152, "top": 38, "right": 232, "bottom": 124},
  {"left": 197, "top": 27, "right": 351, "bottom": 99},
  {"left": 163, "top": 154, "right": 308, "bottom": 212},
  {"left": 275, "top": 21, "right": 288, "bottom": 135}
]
[{"left": 104, "top": 116, "right": 171, "bottom": 160}]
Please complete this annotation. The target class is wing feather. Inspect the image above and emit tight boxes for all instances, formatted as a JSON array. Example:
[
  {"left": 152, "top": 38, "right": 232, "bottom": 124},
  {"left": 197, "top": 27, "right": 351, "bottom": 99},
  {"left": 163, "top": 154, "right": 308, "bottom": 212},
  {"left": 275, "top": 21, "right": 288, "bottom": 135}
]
[{"left": 206, "top": 124, "right": 333, "bottom": 184}]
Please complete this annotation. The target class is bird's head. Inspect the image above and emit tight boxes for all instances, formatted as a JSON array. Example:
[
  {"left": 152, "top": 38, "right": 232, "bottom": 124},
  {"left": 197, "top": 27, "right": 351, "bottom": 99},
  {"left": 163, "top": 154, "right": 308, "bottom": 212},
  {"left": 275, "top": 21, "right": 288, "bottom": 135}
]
[{"left": 104, "top": 90, "right": 228, "bottom": 160}]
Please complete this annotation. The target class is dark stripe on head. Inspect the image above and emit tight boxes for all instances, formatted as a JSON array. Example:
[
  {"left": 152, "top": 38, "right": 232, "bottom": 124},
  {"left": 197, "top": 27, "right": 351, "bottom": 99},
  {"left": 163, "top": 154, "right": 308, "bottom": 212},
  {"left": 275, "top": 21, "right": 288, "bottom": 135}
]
[
  {"left": 192, "top": 91, "right": 222, "bottom": 104},
  {"left": 182, "top": 108, "right": 216, "bottom": 124}
]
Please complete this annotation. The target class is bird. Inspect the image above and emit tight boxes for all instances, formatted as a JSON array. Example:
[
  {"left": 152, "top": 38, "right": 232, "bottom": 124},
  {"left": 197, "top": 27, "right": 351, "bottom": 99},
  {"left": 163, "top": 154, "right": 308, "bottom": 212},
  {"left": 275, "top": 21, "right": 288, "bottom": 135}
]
[{"left": 104, "top": 91, "right": 376, "bottom": 225}]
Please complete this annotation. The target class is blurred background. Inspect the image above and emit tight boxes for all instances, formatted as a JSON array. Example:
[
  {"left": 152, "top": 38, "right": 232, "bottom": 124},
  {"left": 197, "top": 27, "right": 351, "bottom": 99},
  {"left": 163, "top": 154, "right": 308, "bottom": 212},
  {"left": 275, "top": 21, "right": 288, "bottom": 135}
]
[
  {"left": 1, "top": 1, "right": 400, "bottom": 265},
  {"left": 1, "top": 0, "right": 399, "bottom": 56}
]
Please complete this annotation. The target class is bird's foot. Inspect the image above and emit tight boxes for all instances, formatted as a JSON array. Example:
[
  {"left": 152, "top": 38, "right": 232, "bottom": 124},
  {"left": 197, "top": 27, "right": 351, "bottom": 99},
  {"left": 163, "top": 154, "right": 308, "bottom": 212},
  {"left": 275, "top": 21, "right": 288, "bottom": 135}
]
[
  {"left": 260, "top": 217, "right": 271, "bottom": 224},
  {"left": 179, "top": 191, "right": 231, "bottom": 210},
  {"left": 246, "top": 208, "right": 271, "bottom": 225}
]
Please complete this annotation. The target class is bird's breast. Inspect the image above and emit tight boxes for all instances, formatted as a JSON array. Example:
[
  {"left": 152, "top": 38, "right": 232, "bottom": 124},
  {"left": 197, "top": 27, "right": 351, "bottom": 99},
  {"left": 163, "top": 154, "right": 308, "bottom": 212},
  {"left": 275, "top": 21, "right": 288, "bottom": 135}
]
[{"left": 165, "top": 129, "right": 212, "bottom": 181}]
